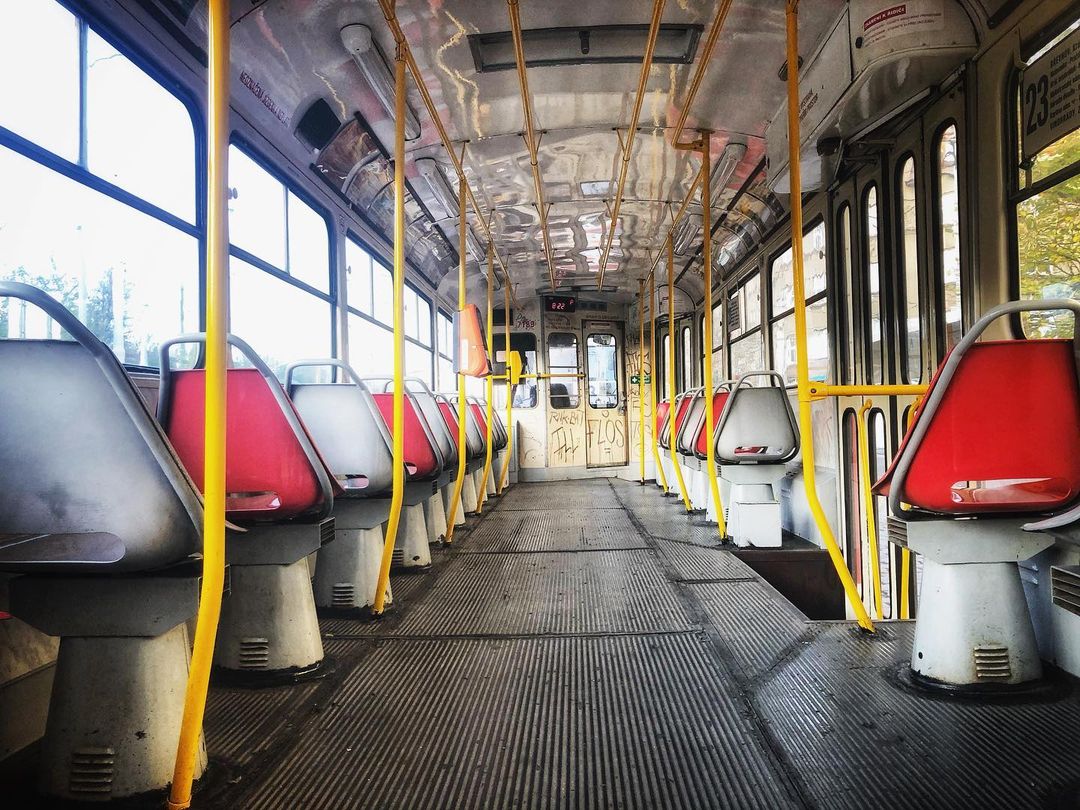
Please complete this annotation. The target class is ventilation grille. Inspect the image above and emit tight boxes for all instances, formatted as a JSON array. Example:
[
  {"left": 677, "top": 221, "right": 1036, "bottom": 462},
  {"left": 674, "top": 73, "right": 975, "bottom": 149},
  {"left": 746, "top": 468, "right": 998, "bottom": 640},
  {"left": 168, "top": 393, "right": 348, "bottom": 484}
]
[
  {"left": 973, "top": 645, "right": 1012, "bottom": 681},
  {"left": 320, "top": 519, "right": 336, "bottom": 547},
  {"left": 1051, "top": 566, "right": 1080, "bottom": 617},
  {"left": 392, "top": 547, "right": 405, "bottom": 566},
  {"left": 332, "top": 583, "right": 356, "bottom": 609},
  {"left": 886, "top": 517, "right": 909, "bottom": 549},
  {"left": 69, "top": 746, "right": 114, "bottom": 796},
  {"left": 239, "top": 637, "right": 270, "bottom": 670}
]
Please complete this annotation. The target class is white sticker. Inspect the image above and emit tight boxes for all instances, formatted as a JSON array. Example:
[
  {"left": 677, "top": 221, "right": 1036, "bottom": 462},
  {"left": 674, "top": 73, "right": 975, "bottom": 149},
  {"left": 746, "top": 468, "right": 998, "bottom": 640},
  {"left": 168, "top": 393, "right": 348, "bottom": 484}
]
[
  {"left": 859, "top": 1, "right": 945, "bottom": 48},
  {"left": 1021, "top": 26, "right": 1080, "bottom": 160}
]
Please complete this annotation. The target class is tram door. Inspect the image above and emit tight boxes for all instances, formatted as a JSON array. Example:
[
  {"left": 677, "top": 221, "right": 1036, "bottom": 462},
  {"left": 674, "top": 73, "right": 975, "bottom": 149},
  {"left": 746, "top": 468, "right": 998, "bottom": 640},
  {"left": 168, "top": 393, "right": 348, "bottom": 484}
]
[{"left": 583, "top": 322, "right": 629, "bottom": 468}]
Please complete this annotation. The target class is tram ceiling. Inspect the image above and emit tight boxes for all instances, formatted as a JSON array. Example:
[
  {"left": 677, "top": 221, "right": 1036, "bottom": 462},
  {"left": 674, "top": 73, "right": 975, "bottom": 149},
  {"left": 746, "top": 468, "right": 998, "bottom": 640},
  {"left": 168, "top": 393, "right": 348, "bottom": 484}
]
[{"left": 184, "top": 0, "right": 844, "bottom": 298}]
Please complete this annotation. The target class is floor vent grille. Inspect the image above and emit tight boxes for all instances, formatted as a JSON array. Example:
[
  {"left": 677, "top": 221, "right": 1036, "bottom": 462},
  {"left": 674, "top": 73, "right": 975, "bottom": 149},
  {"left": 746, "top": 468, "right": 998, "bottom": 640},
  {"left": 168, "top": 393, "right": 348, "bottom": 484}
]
[
  {"left": 973, "top": 645, "right": 1012, "bottom": 681},
  {"left": 69, "top": 746, "right": 115, "bottom": 796},
  {"left": 332, "top": 583, "right": 356, "bottom": 609}
]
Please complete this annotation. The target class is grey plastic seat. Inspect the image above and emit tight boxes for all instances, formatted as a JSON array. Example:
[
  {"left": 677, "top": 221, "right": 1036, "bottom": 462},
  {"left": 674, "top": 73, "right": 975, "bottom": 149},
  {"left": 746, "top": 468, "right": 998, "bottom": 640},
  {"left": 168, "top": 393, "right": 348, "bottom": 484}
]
[
  {"left": 675, "top": 388, "right": 706, "bottom": 456},
  {"left": 0, "top": 282, "right": 202, "bottom": 574},
  {"left": 445, "top": 393, "right": 486, "bottom": 459},
  {"left": 286, "top": 361, "right": 395, "bottom": 495},
  {"left": 714, "top": 372, "right": 799, "bottom": 464}
]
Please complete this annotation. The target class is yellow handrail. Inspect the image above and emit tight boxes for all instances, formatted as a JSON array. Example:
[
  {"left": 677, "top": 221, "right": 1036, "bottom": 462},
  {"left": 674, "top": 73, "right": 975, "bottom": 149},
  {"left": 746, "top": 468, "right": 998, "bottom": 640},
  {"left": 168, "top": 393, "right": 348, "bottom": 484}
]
[
  {"left": 699, "top": 135, "right": 728, "bottom": 539},
  {"left": 648, "top": 276, "right": 669, "bottom": 492},
  {"left": 498, "top": 281, "right": 514, "bottom": 492},
  {"left": 166, "top": 1, "right": 228, "bottom": 806},
  {"left": 507, "top": 0, "right": 557, "bottom": 290},
  {"left": 856, "top": 400, "right": 883, "bottom": 620},
  {"left": 477, "top": 242, "right": 496, "bottom": 513},
  {"left": 638, "top": 280, "right": 646, "bottom": 484},
  {"left": 444, "top": 177, "right": 470, "bottom": 543},
  {"left": 666, "top": 235, "right": 693, "bottom": 511},
  {"left": 373, "top": 44, "right": 408, "bottom": 614},
  {"left": 785, "top": 0, "right": 874, "bottom": 632},
  {"left": 810, "top": 383, "right": 928, "bottom": 400},
  {"left": 597, "top": 0, "right": 667, "bottom": 291}
]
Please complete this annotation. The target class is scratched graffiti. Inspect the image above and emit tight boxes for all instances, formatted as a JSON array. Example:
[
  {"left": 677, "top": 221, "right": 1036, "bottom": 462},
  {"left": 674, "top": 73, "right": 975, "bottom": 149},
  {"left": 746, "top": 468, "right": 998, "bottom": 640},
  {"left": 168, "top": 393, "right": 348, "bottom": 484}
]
[
  {"left": 585, "top": 411, "right": 627, "bottom": 466},
  {"left": 545, "top": 312, "right": 574, "bottom": 330}
]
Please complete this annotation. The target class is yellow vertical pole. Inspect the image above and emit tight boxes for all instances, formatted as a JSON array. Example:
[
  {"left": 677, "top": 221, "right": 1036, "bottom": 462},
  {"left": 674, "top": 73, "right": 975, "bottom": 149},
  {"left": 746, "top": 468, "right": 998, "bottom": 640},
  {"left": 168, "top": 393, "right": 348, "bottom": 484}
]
[
  {"left": 638, "top": 279, "right": 646, "bottom": 484},
  {"left": 444, "top": 178, "right": 470, "bottom": 542},
  {"left": 667, "top": 235, "right": 693, "bottom": 511},
  {"left": 648, "top": 274, "right": 669, "bottom": 491},
  {"left": 699, "top": 134, "right": 728, "bottom": 538},
  {"left": 498, "top": 280, "right": 514, "bottom": 492},
  {"left": 857, "top": 399, "right": 883, "bottom": 620},
  {"left": 167, "top": 2, "right": 228, "bottom": 807},
  {"left": 373, "top": 44, "right": 408, "bottom": 613},
  {"left": 785, "top": 0, "right": 874, "bottom": 631},
  {"left": 478, "top": 242, "right": 495, "bottom": 512}
]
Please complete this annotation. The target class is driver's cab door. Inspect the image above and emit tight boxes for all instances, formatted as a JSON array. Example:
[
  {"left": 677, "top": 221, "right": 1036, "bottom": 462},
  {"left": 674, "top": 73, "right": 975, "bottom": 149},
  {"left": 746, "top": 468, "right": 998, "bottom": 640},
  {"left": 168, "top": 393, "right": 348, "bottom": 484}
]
[{"left": 583, "top": 322, "right": 628, "bottom": 468}]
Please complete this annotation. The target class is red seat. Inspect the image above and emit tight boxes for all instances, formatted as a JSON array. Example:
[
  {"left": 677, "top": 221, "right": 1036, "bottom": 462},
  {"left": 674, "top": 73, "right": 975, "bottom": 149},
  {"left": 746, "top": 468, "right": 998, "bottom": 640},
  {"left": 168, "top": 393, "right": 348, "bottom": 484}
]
[
  {"left": 875, "top": 339, "right": 1080, "bottom": 515},
  {"left": 655, "top": 399, "right": 670, "bottom": 436},
  {"left": 672, "top": 394, "right": 694, "bottom": 436},
  {"left": 371, "top": 393, "right": 440, "bottom": 480},
  {"left": 470, "top": 402, "right": 492, "bottom": 449},
  {"left": 694, "top": 391, "right": 731, "bottom": 457},
  {"left": 162, "top": 368, "right": 329, "bottom": 522}
]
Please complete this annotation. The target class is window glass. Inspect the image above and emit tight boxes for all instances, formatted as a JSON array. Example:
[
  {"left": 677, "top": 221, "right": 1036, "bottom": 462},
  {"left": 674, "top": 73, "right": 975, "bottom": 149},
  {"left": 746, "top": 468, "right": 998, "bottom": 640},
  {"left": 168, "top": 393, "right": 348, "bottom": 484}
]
[
  {"left": 770, "top": 222, "right": 827, "bottom": 316},
  {"left": 839, "top": 204, "right": 855, "bottom": 383},
  {"left": 348, "top": 313, "right": 393, "bottom": 377},
  {"left": 228, "top": 145, "right": 286, "bottom": 268},
  {"left": 1017, "top": 164, "right": 1080, "bottom": 337},
  {"left": 768, "top": 221, "right": 829, "bottom": 385},
  {"left": 437, "top": 356, "right": 454, "bottom": 391},
  {"left": 840, "top": 409, "right": 864, "bottom": 595},
  {"left": 86, "top": 30, "right": 195, "bottom": 221},
  {"left": 404, "top": 286, "right": 419, "bottom": 340},
  {"left": 661, "top": 332, "right": 670, "bottom": 396},
  {"left": 770, "top": 299, "right": 828, "bottom": 385},
  {"left": 865, "top": 186, "right": 884, "bottom": 384},
  {"left": 547, "top": 332, "right": 580, "bottom": 408},
  {"left": 0, "top": 0, "right": 80, "bottom": 160},
  {"left": 415, "top": 292, "right": 432, "bottom": 346},
  {"left": 345, "top": 238, "right": 373, "bottom": 315},
  {"left": 285, "top": 191, "right": 329, "bottom": 292},
  {"left": 230, "top": 257, "right": 331, "bottom": 379},
  {"left": 405, "top": 340, "right": 433, "bottom": 388},
  {"left": 680, "top": 325, "right": 692, "bottom": 391},
  {"left": 372, "top": 262, "right": 393, "bottom": 325},
  {"left": 0, "top": 145, "right": 197, "bottom": 366},
  {"left": 711, "top": 302, "right": 723, "bottom": 350},
  {"left": 437, "top": 311, "right": 453, "bottom": 359},
  {"left": 729, "top": 334, "right": 763, "bottom": 378},
  {"left": 898, "top": 157, "right": 922, "bottom": 382},
  {"left": 744, "top": 274, "right": 761, "bottom": 331},
  {"left": 937, "top": 125, "right": 962, "bottom": 351},
  {"left": 587, "top": 333, "right": 619, "bottom": 409},
  {"left": 867, "top": 409, "right": 892, "bottom": 618}
]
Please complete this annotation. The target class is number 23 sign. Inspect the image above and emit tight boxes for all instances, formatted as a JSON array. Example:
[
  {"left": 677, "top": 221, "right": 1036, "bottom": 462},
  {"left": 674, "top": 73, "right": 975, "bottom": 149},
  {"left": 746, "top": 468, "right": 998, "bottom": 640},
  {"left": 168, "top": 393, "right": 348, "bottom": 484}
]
[{"left": 1021, "top": 25, "right": 1080, "bottom": 161}]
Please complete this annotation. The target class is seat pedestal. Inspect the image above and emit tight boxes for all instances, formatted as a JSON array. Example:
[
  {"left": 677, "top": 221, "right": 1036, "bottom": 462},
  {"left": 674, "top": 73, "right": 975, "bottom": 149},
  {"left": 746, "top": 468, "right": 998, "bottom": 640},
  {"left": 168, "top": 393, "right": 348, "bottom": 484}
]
[
  {"left": 11, "top": 574, "right": 204, "bottom": 801},
  {"left": 684, "top": 460, "right": 708, "bottom": 512},
  {"left": 444, "top": 478, "right": 466, "bottom": 526},
  {"left": 315, "top": 501, "right": 391, "bottom": 613},
  {"left": 486, "top": 454, "right": 499, "bottom": 496},
  {"left": 394, "top": 502, "right": 432, "bottom": 570},
  {"left": 425, "top": 489, "right": 449, "bottom": 544},
  {"left": 217, "top": 520, "right": 331, "bottom": 680},
  {"left": 721, "top": 465, "right": 785, "bottom": 548},
  {"left": 463, "top": 467, "right": 480, "bottom": 515},
  {"left": 903, "top": 519, "right": 1053, "bottom": 687}
]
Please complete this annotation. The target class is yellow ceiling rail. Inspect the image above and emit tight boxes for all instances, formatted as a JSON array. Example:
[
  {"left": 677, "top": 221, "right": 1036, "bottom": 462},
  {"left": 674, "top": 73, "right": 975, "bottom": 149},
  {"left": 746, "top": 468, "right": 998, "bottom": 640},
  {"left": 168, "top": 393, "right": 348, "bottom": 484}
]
[
  {"left": 670, "top": 0, "right": 735, "bottom": 150},
  {"left": 377, "top": 0, "right": 516, "bottom": 302},
  {"left": 643, "top": 165, "right": 704, "bottom": 287},
  {"left": 167, "top": 1, "right": 228, "bottom": 806},
  {"left": 785, "top": 0, "right": 874, "bottom": 632},
  {"left": 507, "top": 0, "right": 557, "bottom": 291},
  {"left": 373, "top": 42, "right": 409, "bottom": 614},
  {"left": 596, "top": 0, "right": 667, "bottom": 290}
]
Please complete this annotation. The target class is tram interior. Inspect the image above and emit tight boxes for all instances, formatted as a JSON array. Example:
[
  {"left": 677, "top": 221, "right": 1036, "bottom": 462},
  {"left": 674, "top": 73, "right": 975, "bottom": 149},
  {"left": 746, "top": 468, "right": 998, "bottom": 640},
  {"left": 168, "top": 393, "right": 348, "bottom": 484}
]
[{"left": 2, "top": 0, "right": 1080, "bottom": 807}]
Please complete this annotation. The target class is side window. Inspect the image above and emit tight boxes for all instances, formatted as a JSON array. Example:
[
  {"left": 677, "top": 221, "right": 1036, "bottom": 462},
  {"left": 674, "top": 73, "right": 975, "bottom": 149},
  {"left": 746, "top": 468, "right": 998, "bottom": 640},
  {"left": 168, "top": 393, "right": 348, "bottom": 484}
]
[
  {"left": 769, "top": 220, "right": 829, "bottom": 385},
  {"left": 436, "top": 311, "right": 454, "bottom": 390},
  {"left": 0, "top": 0, "right": 198, "bottom": 367},
  {"left": 680, "top": 323, "right": 692, "bottom": 391},
  {"left": 838, "top": 203, "right": 856, "bottom": 384},
  {"left": 867, "top": 408, "right": 892, "bottom": 618},
  {"left": 864, "top": 185, "right": 884, "bottom": 384},
  {"left": 728, "top": 271, "right": 763, "bottom": 378},
  {"left": 897, "top": 156, "right": 923, "bottom": 382},
  {"left": 936, "top": 124, "right": 963, "bottom": 351},
  {"left": 586, "top": 333, "right": 619, "bottom": 409},
  {"left": 547, "top": 332, "right": 580, "bottom": 409}
]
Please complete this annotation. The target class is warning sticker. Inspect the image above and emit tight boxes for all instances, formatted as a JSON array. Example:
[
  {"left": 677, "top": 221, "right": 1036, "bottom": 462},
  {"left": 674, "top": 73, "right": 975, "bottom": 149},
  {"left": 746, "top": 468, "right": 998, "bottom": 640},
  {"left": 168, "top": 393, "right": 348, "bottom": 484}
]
[
  {"left": 1021, "top": 26, "right": 1080, "bottom": 160},
  {"left": 859, "top": 0, "right": 945, "bottom": 47}
]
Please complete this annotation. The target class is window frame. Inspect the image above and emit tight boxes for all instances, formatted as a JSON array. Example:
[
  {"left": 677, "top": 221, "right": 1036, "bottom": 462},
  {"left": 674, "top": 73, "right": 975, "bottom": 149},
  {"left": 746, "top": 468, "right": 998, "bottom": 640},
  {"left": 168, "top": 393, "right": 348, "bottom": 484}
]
[
  {"left": 893, "top": 152, "right": 924, "bottom": 384},
  {"left": 931, "top": 119, "right": 964, "bottom": 354},
  {"left": 546, "top": 330, "right": 581, "bottom": 409},
  {"left": 585, "top": 331, "right": 620, "bottom": 410}
]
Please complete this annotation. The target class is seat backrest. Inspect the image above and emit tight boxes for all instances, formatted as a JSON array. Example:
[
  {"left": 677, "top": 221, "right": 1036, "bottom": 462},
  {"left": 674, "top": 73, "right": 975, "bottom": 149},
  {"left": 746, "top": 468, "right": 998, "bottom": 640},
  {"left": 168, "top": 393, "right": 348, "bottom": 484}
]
[
  {"left": 694, "top": 388, "right": 733, "bottom": 459},
  {"left": 159, "top": 335, "right": 333, "bottom": 524},
  {"left": 285, "top": 361, "right": 395, "bottom": 496},
  {"left": 371, "top": 392, "right": 443, "bottom": 480},
  {"left": 445, "top": 394, "right": 485, "bottom": 458},
  {"left": 676, "top": 389, "right": 705, "bottom": 456},
  {"left": 660, "top": 392, "right": 694, "bottom": 450},
  {"left": 407, "top": 380, "right": 457, "bottom": 467},
  {"left": 655, "top": 399, "right": 671, "bottom": 441},
  {"left": 0, "top": 282, "right": 201, "bottom": 573},
  {"left": 878, "top": 339, "right": 1080, "bottom": 516},
  {"left": 715, "top": 372, "right": 799, "bottom": 464}
]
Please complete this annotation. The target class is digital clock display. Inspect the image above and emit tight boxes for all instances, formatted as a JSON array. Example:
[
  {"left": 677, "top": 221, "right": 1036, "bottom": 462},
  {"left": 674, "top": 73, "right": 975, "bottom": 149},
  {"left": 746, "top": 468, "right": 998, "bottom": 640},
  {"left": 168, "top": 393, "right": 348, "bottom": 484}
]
[{"left": 544, "top": 295, "right": 577, "bottom": 313}]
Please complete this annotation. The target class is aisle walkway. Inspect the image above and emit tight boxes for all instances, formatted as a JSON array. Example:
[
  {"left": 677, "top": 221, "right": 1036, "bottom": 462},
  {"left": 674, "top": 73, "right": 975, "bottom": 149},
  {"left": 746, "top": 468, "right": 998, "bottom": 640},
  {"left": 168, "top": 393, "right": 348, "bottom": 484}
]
[{"left": 201, "top": 479, "right": 1080, "bottom": 810}]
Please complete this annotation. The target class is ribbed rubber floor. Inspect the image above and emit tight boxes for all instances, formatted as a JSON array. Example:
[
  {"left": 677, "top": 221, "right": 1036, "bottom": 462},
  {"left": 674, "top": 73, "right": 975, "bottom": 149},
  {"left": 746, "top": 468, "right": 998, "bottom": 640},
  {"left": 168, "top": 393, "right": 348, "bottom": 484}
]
[{"left": 197, "top": 478, "right": 1080, "bottom": 810}]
